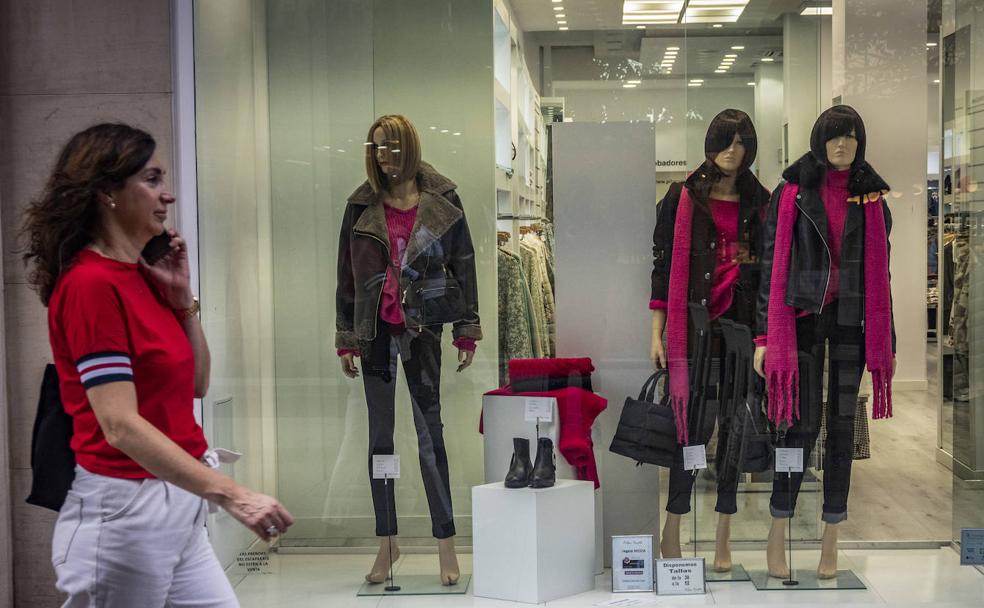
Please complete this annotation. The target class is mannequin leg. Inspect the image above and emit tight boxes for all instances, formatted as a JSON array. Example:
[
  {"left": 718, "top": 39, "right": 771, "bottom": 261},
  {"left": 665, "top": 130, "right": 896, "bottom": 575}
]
[
  {"left": 817, "top": 522, "right": 840, "bottom": 578},
  {"left": 713, "top": 513, "right": 732, "bottom": 572},
  {"left": 365, "top": 536, "right": 401, "bottom": 584},
  {"left": 437, "top": 537, "right": 460, "bottom": 586},
  {"left": 660, "top": 512, "right": 683, "bottom": 558},
  {"left": 766, "top": 517, "right": 790, "bottom": 578}
]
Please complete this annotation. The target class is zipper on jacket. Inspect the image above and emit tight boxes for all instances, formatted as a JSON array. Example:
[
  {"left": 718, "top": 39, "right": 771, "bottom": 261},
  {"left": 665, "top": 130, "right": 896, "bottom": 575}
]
[
  {"left": 793, "top": 197, "right": 832, "bottom": 315},
  {"left": 353, "top": 229, "right": 390, "bottom": 340}
]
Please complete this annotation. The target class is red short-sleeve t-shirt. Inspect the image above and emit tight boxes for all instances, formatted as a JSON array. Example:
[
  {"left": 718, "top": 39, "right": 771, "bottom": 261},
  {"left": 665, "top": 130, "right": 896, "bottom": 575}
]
[{"left": 47, "top": 249, "right": 208, "bottom": 479}]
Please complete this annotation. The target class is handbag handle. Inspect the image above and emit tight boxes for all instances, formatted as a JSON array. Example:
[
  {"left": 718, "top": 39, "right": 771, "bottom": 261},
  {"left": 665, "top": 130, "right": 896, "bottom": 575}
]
[{"left": 638, "top": 369, "right": 669, "bottom": 403}]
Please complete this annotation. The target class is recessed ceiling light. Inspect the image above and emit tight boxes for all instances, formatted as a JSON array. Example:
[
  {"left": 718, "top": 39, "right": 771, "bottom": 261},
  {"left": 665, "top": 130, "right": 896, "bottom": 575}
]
[
  {"left": 556, "top": 13, "right": 566, "bottom": 18},
  {"left": 454, "top": 132, "right": 461, "bottom": 135},
  {"left": 747, "top": 82, "right": 755, "bottom": 86},
  {"left": 628, "top": 79, "right": 642, "bottom": 84},
  {"left": 689, "top": 79, "right": 704, "bottom": 83},
  {"left": 559, "top": 26, "right": 569, "bottom": 30},
  {"left": 714, "top": 69, "right": 726, "bottom": 73},
  {"left": 552, "top": 0, "right": 562, "bottom": 3},
  {"left": 554, "top": 6, "right": 563, "bottom": 10},
  {"left": 667, "top": 46, "right": 680, "bottom": 51},
  {"left": 558, "top": 20, "right": 567, "bottom": 24},
  {"left": 725, "top": 53, "right": 738, "bottom": 58},
  {"left": 636, "top": 25, "right": 646, "bottom": 29},
  {"left": 441, "top": 129, "right": 449, "bottom": 133},
  {"left": 712, "top": 23, "right": 723, "bottom": 28},
  {"left": 688, "top": 82, "right": 702, "bottom": 87},
  {"left": 761, "top": 57, "right": 774, "bottom": 62},
  {"left": 927, "top": 42, "right": 938, "bottom": 47},
  {"left": 722, "top": 58, "right": 735, "bottom": 63},
  {"left": 623, "top": 83, "right": 638, "bottom": 88},
  {"left": 800, "top": 7, "right": 833, "bottom": 15},
  {"left": 934, "top": 79, "right": 940, "bottom": 84},
  {"left": 665, "top": 50, "right": 678, "bottom": 54},
  {"left": 731, "top": 45, "right": 745, "bottom": 50}
]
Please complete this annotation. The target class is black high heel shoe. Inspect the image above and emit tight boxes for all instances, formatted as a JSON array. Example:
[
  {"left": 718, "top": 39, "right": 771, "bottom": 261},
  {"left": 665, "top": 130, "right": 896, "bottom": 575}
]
[
  {"left": 529, "top": 437, "right": 556, "bottom": 488},
  {"left": 504, "top": 438, "right": 533, "bottom": 488}
]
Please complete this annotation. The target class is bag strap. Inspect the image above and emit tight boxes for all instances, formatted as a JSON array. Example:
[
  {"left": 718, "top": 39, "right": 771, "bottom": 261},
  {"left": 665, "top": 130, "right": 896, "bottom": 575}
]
[{"left": 638, "top": 369, "right": 668, "bottom": 402}]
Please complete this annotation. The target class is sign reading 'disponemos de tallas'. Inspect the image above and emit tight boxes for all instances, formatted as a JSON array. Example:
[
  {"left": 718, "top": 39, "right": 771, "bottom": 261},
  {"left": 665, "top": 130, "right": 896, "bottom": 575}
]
[
  {"left": 655, "top": 558, "right": 706, "bottom": 595},
  {"left": 611, "top": 535, "right": 654, "bottom": 592}
]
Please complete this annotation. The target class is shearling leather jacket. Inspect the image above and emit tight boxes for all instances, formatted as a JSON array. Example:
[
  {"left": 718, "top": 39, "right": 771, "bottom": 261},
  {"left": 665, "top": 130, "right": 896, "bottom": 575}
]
[
  {"left": 755, "top": 153, "right": 896, "bottom": 351},
  {"left": 651, "top": 166, "right": 771, "bottom": 328},
  {"left": 335, "top": 162, "right": 482, "bottom": 350}
]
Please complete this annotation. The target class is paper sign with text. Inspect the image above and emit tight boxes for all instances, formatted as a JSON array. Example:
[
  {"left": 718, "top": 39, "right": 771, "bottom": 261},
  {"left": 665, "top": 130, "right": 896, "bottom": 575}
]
[
  {"left": 960, "top": 529, "right": 984, "bottom": 565},
  {"left": 524, "top": 397, "right": 555, "bottom": 422},
  {"left": 372, "top": 455, "right": 400, "bottom": 479},
  {"left": 611, "top": 535, "right": 654, "bottom": 592},
  {"left": 655, "top": 558, "right": 706, "bottom": 595},
  {"left": 775, "top": 447, "right": 804, "bottom": 473},
  {"left": 682, "top": 445, "right": 707, "bottom": 471}
]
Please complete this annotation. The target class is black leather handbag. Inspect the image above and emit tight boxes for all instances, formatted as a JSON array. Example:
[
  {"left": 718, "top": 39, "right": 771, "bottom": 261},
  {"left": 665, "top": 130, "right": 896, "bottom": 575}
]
[
  {"left": 401, "top": 274, "right": 466, "bottom": 329},
  {"left": 608, "top": 370, "right": 679, "bottom": 467}
]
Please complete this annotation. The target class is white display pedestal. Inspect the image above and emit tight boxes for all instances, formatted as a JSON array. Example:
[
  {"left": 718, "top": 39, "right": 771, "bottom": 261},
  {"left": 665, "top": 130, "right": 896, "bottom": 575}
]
[
  {"left": 472, "top": 480, "right": 596, "bottom": 604},
  {"left": 482, "top": 394, "right": 605, "bottom": 574}
]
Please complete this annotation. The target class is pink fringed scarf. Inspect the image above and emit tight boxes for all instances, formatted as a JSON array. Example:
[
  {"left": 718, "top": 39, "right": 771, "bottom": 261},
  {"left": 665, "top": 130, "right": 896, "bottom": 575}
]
[
  {"left": 765, "top": 183, "right": 894, "bottom": 427},
  {"left": 665, "top": 187, "right": 697, "bottom": 445}
]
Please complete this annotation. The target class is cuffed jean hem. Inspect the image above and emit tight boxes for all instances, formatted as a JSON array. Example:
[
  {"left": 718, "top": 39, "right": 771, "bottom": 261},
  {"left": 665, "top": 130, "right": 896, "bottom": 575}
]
[
  {"left": 714, "top": 494, "right": 738, "bottom": 515},
  {"left": 770, "top": 504, "right": 794, "bottom": 519},
  {"left": 433, "top": 522, "right": 456, "bottom": 540},
  {"left": 821, "top": 510, "right": 848, "bottom": 524}
]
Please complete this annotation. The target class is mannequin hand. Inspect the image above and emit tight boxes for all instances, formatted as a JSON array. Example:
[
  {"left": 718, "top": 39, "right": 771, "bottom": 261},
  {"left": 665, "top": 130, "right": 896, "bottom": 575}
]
[
  {"left": 753, "top": 346, "right": 767, "bottom": 378},
  {"left": 457, "top": 349, "right": 475, "bottom": 372},
  {"left": 892, "top": 357, "right": 897, "bottom": 379},
  {"left": 340, "top": 354, "right": 359, "bottom": 378},
  {"left": 650, "top": 335, "right": 666, "bottom": 370}
]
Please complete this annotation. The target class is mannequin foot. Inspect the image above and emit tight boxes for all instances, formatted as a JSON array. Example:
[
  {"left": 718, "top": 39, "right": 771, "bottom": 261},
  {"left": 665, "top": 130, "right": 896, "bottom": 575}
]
[
  {"left": 438, "top": 537, "right": 460, "bottom": 586},
  {"left": 766, "top": 518, "right": 790, "bottom": 578},
  {"left": 365, "top": 536, "right": 400, "bottom": 584},
  {"left": 713, "top": 513, "right": 732, "bottom": 572},
  {"left": 660, "top": 513, "right": 683, "bottom": 558},
  {"left": 817, "top": 522, "right": 840, "bottom": 579}
]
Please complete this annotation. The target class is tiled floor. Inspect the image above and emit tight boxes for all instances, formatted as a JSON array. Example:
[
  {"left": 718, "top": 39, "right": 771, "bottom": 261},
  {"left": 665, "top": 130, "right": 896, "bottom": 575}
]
[{"left": 235, "top": 547, "right": 984, "bottom": 607}]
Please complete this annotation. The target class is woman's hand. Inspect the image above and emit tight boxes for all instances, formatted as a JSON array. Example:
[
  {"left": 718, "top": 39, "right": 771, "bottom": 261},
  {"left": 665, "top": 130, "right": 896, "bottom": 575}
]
[
  {"left": 753, "top": 346, "right": 767, "bottom": 378},
  {"left": 457, "top": 349, "right": 475, "bottom": 372},
  {"left": 219, "top": 485, "right": 295, "bottom": 542},
  {"left": 340, "top": 353, "right": 359, "bottom": 378},
  {"left": 141, "top": 229, "right": 194, "bottom": 309}
]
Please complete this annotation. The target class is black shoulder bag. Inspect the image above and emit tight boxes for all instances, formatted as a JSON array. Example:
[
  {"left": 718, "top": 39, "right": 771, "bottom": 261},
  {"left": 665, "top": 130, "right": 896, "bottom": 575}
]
[{"left": 25, "top": 364, "right": 76, "bottom": 511}]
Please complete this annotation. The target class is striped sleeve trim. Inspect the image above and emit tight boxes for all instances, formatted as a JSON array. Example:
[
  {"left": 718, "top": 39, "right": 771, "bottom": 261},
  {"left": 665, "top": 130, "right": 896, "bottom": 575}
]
[{"left": 76, "top": 352, "right": 133, "bottom": 389}]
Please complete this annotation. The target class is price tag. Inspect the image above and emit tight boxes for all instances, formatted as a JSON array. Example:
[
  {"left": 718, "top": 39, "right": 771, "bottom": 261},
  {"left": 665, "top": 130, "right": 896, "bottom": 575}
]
[
  {"left": 611, "top": 535, "right": 654, "bottom": 592},
  {"left": 524, "top": 397, "right": 555, "bottom": 422},
  {"left": 655, "top": 558, "right": 706, "bottom": 595},
  {"left": 960, "top": 529, "right": 984, "bottom": 565},
  {"left": 372, "top": 455, "right": 400, "bottom": 479},
  {"left": 682, "top": 445, "right": 707, "bottom": 471},
  {"left": 775, "top": 447, "right": 804, "bottom": 473}
]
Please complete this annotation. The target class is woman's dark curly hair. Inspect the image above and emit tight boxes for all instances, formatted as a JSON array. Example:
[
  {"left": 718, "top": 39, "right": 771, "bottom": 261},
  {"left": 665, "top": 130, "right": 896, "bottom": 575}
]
[{"left": 20, "top": 123, "right": 156, "bottom": 305}]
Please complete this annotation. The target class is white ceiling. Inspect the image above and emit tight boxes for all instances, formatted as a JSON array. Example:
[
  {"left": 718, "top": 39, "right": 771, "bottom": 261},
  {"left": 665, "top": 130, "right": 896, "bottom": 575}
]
[{"left": 511, "top": 0, "right": 810, "bottom": 33}]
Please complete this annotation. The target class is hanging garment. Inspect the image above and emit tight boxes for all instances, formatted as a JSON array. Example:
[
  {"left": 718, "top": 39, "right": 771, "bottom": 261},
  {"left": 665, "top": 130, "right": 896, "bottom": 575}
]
[
  {"left": 522, "top": 234, "right": 556, "bottom": 356},
  {"left": 519, "top": 241, "right": 551, "bottom": 357},
  {"left": 949, "top": 230, "right": 970, "bottom": 354},
  {"left": 498, "top": 248, "right": 538, "bottom": 382}
]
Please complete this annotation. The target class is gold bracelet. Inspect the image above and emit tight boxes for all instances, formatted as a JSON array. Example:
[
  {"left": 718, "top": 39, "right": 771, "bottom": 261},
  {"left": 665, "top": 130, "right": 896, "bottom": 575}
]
[{"left": 175, "top": 297, "right": 200, "bottom": 321}]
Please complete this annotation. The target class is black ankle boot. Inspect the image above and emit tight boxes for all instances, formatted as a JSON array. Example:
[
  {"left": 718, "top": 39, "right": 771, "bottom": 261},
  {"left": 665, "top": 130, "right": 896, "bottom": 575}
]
[
  {"left": 504, "top": 438, "right": 532, "bottom": 488},
  {"left": 529, "top": 437, "right": 556, "bottom": 488}
]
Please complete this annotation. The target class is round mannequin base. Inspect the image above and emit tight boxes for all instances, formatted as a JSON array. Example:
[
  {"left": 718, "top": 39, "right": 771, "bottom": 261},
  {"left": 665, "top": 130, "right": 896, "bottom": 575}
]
[
  {"left": 384, "top": 585, "right": 401, "bottom": 592},
  {"left": 782, "top": 579, "right": 800, "bottom": 586}
]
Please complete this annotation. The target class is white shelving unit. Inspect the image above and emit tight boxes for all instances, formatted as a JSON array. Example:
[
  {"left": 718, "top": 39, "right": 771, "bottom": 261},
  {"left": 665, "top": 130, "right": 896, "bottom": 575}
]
[{"left": 494, "top": 0, "right": 548, "bottom": 254}]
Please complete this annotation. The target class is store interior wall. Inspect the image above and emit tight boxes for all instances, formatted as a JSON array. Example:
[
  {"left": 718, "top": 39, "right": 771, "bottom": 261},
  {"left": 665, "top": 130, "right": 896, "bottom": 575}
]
[
  {"left": 0, "top": 1, "right": 176, "bottom": 604},
  {"left": 263, "top": 0, "right": 496, "bottom": 545},
  {"left": 193, "top": 0, "right": 275, "bottom": 572}
]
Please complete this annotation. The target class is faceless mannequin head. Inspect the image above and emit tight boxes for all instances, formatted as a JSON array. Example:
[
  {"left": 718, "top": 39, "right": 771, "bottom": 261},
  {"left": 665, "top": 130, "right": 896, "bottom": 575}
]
[
  {"left": 365, "top": 114, "right": 422, "bottom": 192},
  {"left": 705, "top": 109, "right": 757, "bottom": 177},
  {"left": 810, "top": 105, "right": 866, "bottom": 172}
]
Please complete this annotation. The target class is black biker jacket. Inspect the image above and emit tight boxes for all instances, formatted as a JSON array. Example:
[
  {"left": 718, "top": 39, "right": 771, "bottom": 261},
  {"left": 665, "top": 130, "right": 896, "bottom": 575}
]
[
  {"left": 651, "top": 167, "right": 770, "bottom": 329},
  {"left": 755, "top": 153, "right": 896, "bottom": 351},
  {"left": 335, "top": 162, "right": 482, "bottom": 350}
]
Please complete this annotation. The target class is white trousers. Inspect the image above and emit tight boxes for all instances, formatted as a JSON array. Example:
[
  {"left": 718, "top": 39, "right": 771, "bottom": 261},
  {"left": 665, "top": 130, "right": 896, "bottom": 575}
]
[{"left": 52, "top": 465, "right": 239, "bottom": 607}]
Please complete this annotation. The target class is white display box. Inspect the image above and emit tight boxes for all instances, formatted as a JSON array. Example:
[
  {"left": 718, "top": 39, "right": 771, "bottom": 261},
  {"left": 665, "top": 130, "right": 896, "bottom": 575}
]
[
  {"left": 472, "top": 480, "right": 596, "bottom": 604},
  {"left": 482, "top": 394, "right": 605, "bottom": 574}
]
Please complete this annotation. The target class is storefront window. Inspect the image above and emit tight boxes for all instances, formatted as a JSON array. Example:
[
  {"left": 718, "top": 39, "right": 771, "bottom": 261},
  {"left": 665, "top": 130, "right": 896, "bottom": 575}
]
[{"left": 191, "top": 0, "right": 977, "bottom": 589}]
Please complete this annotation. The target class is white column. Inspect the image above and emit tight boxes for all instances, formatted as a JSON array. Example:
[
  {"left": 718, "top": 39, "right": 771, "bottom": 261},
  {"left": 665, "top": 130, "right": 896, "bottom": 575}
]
[
  {"left": 755, "top": 63, "right": 785, "bottom": 189},
  {"left": 832, "top": 0, "right": 929, "bottom": 390},
  {"left": 783, "top": 14, "right": 820, "bottom": 160}
]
